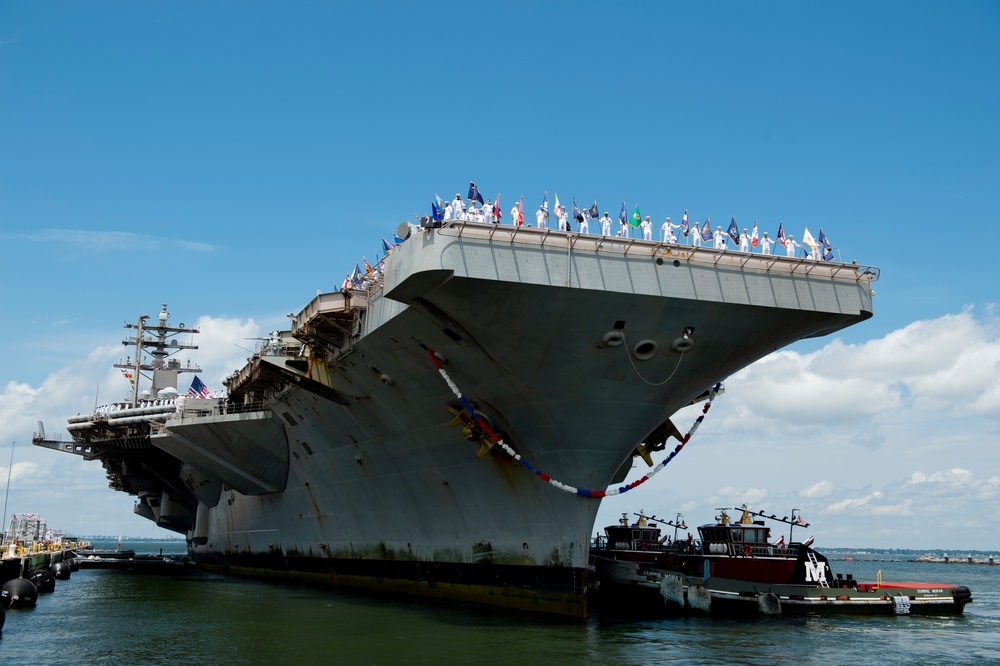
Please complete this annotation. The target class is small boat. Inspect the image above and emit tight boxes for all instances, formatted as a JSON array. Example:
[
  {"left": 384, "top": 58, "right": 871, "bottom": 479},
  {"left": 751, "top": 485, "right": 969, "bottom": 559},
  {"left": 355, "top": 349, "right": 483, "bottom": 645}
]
[{"left": 590, "top": 505, "right": 972, "bottom": 616}]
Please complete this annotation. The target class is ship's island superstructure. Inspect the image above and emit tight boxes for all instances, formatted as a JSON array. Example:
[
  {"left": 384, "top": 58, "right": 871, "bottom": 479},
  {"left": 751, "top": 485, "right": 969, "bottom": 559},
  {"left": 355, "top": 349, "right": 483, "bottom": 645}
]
[{"left": 34, "top": 219, "right": 877, "bottom": 616}]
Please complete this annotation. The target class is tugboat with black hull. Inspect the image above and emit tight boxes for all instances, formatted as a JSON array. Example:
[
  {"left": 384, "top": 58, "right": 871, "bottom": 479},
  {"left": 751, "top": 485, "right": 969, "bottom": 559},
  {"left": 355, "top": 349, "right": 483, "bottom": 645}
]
[{"left": 591, "top": 506, "right": 972, "bottom": 616}]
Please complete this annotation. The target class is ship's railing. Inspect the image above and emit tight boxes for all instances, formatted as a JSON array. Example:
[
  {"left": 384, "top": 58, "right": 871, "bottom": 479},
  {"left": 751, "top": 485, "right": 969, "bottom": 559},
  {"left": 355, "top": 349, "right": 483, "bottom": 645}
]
[
  {"left": 591, "top": 535, "right": 801, "bottom": 560},
  {"left": 702, "top": 539, "right": 801, "bottom": 559},
  {"left": 434, "top": 220, "right": 879, "bottom": 284},
  {"left": 162, "top": 399, "right": 270, "bottom": 426}
]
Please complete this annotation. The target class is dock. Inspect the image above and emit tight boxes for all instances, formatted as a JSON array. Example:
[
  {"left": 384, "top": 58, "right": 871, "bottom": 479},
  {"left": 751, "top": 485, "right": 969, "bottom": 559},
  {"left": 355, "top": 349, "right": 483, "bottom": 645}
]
[
  {"left": 1, "top": 542, "right": 83, "bottom": 584},
  {"left": 73, "top": 547, "right": 194, "bottom": 573}
]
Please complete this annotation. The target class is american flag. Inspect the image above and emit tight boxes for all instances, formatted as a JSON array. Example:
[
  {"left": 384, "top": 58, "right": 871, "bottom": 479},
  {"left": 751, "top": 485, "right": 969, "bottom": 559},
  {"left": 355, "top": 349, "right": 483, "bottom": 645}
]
[{"left": 188, "top": 376, "right": 214, "bottom": 399}]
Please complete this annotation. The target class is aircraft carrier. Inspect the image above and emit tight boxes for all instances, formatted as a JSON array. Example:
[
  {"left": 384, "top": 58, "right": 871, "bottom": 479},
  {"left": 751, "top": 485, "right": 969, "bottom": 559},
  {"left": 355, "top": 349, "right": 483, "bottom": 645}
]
[{"left": 34, "top": 218, "right": 877, "bottom": 616}]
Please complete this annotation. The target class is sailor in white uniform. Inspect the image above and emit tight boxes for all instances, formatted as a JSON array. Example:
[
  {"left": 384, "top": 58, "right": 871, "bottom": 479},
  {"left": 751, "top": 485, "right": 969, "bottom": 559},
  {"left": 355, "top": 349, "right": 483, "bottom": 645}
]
[
  {"left": 640, "top": 216, "right": 652, "bottom": 240},
  {"left": 483, "top": 200, "right": 495, "bottom": 224},
  {"left": 579, "top": 213, "right": 589, "bottom": 234},
  {"left": 443, "top": 201, "right": 453, "bottom": 221},
  {"left": 739, "top": 228, "right": 750, "bottom": 252},
  {"left": 535, "top": 205, "right": 548, "bottom": 229},
  {"left": 600, "top": 213, "right": 612, "bottom": 236},
  {"left": 785, "top": 234, "right": 801, "bottom": 257},
  {"left": 661, "top": 217, "right": 682, "bottom": 243},
  {"left": 511, "top": 204, "right": 521, "bottom": 226},
  {"left": 760, "top": 232, "right": 774, "bottom": 255},
  {"left": 453, "top": 195, "right": 465, "bottom": 220},
  {"left": 713, "top": 226, "right": 726, "bottom": 249}
]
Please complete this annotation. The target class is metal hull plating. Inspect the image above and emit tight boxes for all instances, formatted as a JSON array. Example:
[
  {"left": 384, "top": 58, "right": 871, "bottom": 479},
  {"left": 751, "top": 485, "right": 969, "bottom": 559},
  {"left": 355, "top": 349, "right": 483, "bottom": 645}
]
[{"left": 37, "top": 222, "right": 877, "bottom": 616}]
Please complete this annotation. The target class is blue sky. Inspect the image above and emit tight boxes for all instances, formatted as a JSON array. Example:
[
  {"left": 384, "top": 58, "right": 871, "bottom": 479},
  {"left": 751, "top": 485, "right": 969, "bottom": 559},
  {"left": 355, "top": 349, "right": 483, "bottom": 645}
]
[{"left": 1, "top": 2, "right": 998, "bottom": 549}]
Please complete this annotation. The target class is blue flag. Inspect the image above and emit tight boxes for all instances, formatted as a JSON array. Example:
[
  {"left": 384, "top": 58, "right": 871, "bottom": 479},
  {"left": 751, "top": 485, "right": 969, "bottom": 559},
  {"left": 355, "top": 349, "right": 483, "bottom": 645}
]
[
  {"left": 468, "top": 181, "right": 484, "bottom": 205},
  {"left": 572, "top": 198, "right": 583, "bottom": 222},
  {"left": 619, "top": 200, "right": 627, "bottom": 227},
  {"left": 817, "top": 228, "right": 833, "bottom": 260},
  {"left": 701, "top": 219, "right": 712, "bottom": 242},
  {"left": 727, "top": 217, "right": 739, "bottom": 245},
  {"left": 381, "top": 237, "right": 395, "bottom": 254},
  {"left": 431, "top": 202, "right": 444, "bottom": 221},
  {"left": 589, "top": 201, "right": 599, "bottom": 219},
  {"left": 818, "top": 228, "right": 831, "bottom": 249},
  {"left": 392, "top": 232, "right": 405, "bottom": 245}
]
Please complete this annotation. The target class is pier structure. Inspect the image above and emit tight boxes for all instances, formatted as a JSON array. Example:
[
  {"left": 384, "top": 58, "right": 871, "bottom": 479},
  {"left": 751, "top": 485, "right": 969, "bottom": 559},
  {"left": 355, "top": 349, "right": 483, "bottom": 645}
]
[{"left": 1, "top": 513, "right": 88, "bottom": 583}]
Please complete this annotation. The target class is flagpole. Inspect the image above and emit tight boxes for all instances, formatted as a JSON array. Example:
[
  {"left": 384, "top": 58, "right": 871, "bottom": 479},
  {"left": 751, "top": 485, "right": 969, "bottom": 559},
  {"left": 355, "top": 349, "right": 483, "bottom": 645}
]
[{"left": 2, "top": 441, "right": 14, "bottom": 543}]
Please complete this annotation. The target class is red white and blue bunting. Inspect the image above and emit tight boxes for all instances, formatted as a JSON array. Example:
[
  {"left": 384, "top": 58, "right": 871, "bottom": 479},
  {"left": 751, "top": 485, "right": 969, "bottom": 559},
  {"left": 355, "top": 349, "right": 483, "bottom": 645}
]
[{"left": 427, "top": 348, "right": 723, "bottom": 498}]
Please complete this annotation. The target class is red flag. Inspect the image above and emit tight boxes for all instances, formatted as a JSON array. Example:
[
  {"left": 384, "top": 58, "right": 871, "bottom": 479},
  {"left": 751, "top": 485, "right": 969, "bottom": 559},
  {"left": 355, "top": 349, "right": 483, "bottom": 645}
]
[
  {"left": 518, "top": 197, "right": 524, "bottom": 226},
  {"left": 751, "top": 220, "right": 759, "bottom": 247},
  {"left": 494, "top": 194, "right": 501, "bottom": 223}
]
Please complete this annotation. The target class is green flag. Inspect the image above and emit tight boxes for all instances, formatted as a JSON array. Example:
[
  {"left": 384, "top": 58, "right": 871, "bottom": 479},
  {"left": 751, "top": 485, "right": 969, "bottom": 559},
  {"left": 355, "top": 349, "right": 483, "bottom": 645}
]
[{"left": 629, "top": 204, "right": 641, "bottom": 227}]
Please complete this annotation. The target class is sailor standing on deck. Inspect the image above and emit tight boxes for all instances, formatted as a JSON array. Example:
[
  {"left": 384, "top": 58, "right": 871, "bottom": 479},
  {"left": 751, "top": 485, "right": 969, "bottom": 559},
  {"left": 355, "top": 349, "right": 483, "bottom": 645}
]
[
  {"left": 557, "top": 205, "right": 569, "bottom": 232},
  {"left": 453, "top": 194, "right": 465, "bottom": 221},
  {"left": 511, "top": 203, "right": 521, "bottom": 226},
  {"left": 443, "top": 200, "right": 453, "bottom": 221},
  {"left": 760, "top": 231, "right": 774, "bottom": 255},
  {"left": 661, "top": 217, "right": 681, "bottom": 243},
  {"left": 713, "top": 226, "right": 727, "bottom": 249},
  {"left": 785, "top": 234, "right": 801, "bottom": 257},
  {"left": 739, "top": 228, "right": 750, "bottom": 252},
  {"left": 600, "top": 212, "right": 612, "bottom": 236},
  {"left": 483, "top": 200, "right": 495, "bottom": 224},
  {"left": 640, "top": 216, "right": 653, "bottom": 240},
  {"left": 535, "top": 203, "right": 548, "bottom": 229}
]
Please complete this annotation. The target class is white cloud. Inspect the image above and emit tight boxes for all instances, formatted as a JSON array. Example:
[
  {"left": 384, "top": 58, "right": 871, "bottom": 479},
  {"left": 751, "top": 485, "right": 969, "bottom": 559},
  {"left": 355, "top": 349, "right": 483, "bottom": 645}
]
[
  {"left": 825, "top": 491, "right": 883, "bottom": 514},
  {"left": 709, "top": 486, "right": 769, "bottom": 507},
  {"left": 800, "top": 479, "right": 835, "bottom": 498},
  {"left": 0, "top": 461, "right": 39, "bottom": 484},
  {"left": 0, "top": 229, "right": 215, "bottom": 253}
]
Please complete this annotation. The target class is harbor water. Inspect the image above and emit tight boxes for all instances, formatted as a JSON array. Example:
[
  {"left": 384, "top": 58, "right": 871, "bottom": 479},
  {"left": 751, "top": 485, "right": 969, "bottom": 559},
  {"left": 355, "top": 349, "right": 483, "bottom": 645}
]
[{"left": 2, "top": 540, "right": 999, "bottom": 665}]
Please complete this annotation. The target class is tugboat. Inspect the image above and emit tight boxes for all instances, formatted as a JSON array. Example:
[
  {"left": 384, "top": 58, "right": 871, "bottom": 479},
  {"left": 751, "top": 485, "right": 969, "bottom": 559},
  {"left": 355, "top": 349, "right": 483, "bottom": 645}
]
[{"left": 590, "top": 506, "right": 972, "bottom": 616}]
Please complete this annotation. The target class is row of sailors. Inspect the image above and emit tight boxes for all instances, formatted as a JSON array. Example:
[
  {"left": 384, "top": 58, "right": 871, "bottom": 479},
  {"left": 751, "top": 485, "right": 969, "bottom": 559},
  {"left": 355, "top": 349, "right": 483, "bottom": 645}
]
[
  {"left": 92, "top": 398, "right": 178, "bottom": 417},
  {"left": 447, "top": 198, "right": 825, "bottom": 259}
]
